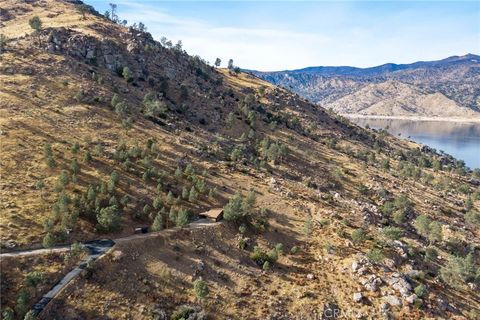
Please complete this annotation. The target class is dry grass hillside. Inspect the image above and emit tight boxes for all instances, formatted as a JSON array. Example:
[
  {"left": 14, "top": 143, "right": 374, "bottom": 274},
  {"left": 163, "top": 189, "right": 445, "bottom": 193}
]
[
  {"left": 1, "top": 1, "right": 480, "bottom": 319},
  {"left": 325, "top": 81, "right": 480, "bottom": 118}
]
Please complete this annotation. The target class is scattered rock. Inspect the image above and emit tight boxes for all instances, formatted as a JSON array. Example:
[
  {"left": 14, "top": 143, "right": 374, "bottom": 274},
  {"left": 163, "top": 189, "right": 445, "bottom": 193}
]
[
  {"left": 405, "top": 294, "right": 417, "bottom": 305},
  {"left": 353, "top": 292, "right": 363, "bottom": 303},
  {"left": 351, "top": 261, "right": 359, "bottom": 272},
  {"left": 380, "top": 302, "right": 390, "bottom": 313},
  {"left": 405, "top": 269, "right": 422, "bottom": 279},
  {"left": 382, "top": 295, "right": 402, "bottom": 307},
  {"left": 4, "top": 240, "right": 16, "bottom": 248},
  {"left": 436, "top": 297, "right": 457, "bottom": 313},
  {"left": 152, "top": 308, "right": 167, "bottom": 320},
  {"left": 361, "top": 275, "right": 382, "bottom": 292},
  {"left": 111, "top": 250, "right": 123, "bottom": 262},
  {"left": 383, "top": 258, "right": 396, "bottom": 269},
  {"left": 385, "top": 273, "right": 412, "bottom": 297}
]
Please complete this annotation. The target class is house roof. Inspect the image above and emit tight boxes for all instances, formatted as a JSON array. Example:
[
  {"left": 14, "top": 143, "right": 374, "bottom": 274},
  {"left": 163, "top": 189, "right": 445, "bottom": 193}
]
[{"left": 199, "top": 208, "right": 223, "bottom": 219}]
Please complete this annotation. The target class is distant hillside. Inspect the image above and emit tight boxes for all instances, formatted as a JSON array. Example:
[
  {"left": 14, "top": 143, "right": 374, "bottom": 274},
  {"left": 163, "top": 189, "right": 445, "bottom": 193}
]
[{"left": 251, "top": 54, "right": 480, "bottom": 119}]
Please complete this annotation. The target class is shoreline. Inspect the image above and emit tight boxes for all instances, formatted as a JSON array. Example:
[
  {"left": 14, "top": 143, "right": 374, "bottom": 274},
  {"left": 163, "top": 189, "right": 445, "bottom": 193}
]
[{"left": 341, "top": 114, "right": 480, "bottom": 123}]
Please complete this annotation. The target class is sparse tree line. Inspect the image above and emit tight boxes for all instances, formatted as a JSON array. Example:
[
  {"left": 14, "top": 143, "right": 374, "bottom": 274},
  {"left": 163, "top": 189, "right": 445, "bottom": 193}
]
[
  {"left": 39, "top": 138, "right": 223, "bottom": 247},
  {"left": 222, "top": 93, "right": 294, "bottom": 168}
]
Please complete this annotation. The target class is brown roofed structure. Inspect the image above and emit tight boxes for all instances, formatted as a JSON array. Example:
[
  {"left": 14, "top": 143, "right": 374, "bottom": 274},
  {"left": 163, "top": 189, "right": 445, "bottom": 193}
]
[{"left": 198, "top": 208, "right": 224, "bottom": 221}]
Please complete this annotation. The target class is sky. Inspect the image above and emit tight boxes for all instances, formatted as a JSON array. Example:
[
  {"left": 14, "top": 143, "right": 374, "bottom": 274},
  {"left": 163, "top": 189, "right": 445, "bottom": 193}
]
[{"left": 85, "top": 1, "right": 480, "bottom": 71}]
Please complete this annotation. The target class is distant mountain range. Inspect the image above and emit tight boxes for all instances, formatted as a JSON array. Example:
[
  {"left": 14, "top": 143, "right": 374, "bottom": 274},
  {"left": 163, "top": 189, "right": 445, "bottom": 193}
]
[{"left": 250, "top": 54, "right": 480, "bottom": 119}]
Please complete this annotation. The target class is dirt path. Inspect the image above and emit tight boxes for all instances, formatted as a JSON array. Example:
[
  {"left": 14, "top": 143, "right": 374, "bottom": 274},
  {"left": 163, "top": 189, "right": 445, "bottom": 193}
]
[
  {"left": 0, "top": 246, "right": 71, "bottom": 258},
  {"left": 0, "top": 219, "right": 220, "bottom": 258},
  {"left": 1, "top": 219, "right": 220, "bottom": 317}
]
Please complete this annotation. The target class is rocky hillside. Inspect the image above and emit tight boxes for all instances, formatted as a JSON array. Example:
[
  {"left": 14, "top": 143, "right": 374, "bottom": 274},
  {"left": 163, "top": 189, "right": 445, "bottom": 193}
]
[
  {"left": 251, "top": 54, "right": 480, "bottom": 119},
  {"left": 1, "top": 1, "right": 480, "bottom": 319}
]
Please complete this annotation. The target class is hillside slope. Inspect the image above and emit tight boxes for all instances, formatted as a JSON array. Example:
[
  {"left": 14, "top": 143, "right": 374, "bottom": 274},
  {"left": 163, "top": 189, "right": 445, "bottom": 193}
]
[
  {"left": 252, "top": 54, "right": 480, "bottom": 119},
  {"left": 1, "top": 1, "right": 480, "bottom": 319}
]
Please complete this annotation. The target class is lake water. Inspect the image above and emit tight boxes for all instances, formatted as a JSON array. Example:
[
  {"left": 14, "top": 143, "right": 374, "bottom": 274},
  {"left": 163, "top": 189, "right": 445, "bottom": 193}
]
[{"left": 351, "top": 118, "right": 480, "bottom": 169}]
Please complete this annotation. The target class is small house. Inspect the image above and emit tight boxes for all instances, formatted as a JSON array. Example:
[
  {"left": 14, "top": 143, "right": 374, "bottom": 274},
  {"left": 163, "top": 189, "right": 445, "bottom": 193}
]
[{"left": 198, "top": 208, "right": 224, "bottom": 222}]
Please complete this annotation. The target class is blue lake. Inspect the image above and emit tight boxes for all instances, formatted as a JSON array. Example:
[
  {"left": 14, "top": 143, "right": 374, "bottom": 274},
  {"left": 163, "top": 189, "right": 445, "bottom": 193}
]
[{"left": 351, "top": 119, "right": 480, "bottom": 169}]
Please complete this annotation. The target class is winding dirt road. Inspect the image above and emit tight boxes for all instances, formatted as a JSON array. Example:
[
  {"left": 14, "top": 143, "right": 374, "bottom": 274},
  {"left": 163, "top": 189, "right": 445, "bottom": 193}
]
[{"left": 0, "top": 219, "right": 220, "bottom": 316}]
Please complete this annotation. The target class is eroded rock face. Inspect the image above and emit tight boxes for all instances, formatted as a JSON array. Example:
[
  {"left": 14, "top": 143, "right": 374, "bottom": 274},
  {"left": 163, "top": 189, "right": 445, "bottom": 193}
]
[
  {"left": 360, "top": 275, "right": 383, "bottom": 292},
  {"left": 384, "top": 273, "right": 412, "bottom": 297},
  {"left": 43, "top": 27, "right": 155, "bottom": 77}
]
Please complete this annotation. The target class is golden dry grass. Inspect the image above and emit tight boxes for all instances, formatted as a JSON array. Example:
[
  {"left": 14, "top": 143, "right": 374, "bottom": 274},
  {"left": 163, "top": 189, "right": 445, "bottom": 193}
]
[{"left": 0, "top": 0, "right": 479, "bottom": 318}]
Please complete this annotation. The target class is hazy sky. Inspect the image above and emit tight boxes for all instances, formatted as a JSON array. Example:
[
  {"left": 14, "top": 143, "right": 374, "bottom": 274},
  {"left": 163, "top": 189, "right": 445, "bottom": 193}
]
[{"left": 86, "top": 1, "right": 480, "bottom": 71}]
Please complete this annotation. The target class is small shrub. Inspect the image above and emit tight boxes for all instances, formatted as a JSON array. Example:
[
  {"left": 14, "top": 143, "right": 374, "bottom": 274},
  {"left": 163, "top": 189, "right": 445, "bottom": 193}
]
[
  {"left": 193, "top": 279, "right": 209, "bottom": 299},
  {"left": 380, "top": 201, "right": 395, "bottom": 216},
  {"left": 111, "top": 94, "right": 120, "bottom": 108},
  {"left": 181, "top": 187, "right": 189, "bottom": 200},
  {"left": 168, "top": 207, "right": 177, "bottom": 224},
  {"left": 142, "top": 204, "right": 151, "bottom": 217},
  {"left": 149, "top": 195, "right": 162, "bottom": 209},
  {"left": 71, "top": 142, "right": 80, "bottom": 154},
  {"left": 415, "top": 215, "right": 443, "bottom": 243},
  {"left": 303, "top": 217, "right": 313, "bottom": 235},
  {"left": 122, "top": 66, "right": 132, "bottom": 82},
  {"left": 440, "top": 253, "right": 477, "bottom": 287},
  {"left": 223, "top": 191, "right": 255, "bottom": 222},
  {"left": 357, "top": 184, "right": 368, "bottom": 195},
  {"left": 250, "top": 246, "right": 269, "bottom": 266},
  {"left": 29, "top": 16, "right": 42, "bottom": 32},
  {"left": 267, "top": 248, "right": 278, "bottom": 263},
  {"left": 351, "top": 228, "right": 367, "bottom": 244},
  {"left": 414, "top": 284, "right": 427, "bottom": 298},
  {"left": 26, "top": 271, "right": 44, "bottom": 288},
  {"left": 167, "top": 191, "right": 174, "bottom": 205},
  {"left": 24, "top": 310, "right": 37, "bottom": 320},
  {"left": 424, "top": 246, "right": 438, "bottom": 262},
  {"left": 263, "top": 261, "right": 270, "bottom": 271},
  {"left": 42, "top": 232, "right": 56, "bottom": 248},
  {"left": 83, "top": 150, "right": 92, "bottom": 163},
  {"left": 96, "top": 205, "right": 121, "bottom": 232},
  {"left": 15, "top": 290, "right": 29, "bottom": 318},
  {"left": 35, "top": 180, "right": 45, "bottom": 190},
  {"left": 324, "top": 241, "right": 335, "bottom": 254},
  {"left": 382, "top": 226, "right": 404, "bottom": 241},
  {"left": 275, "top": 243, "right": 284, "bottom": 255},
  {"left": 188, "top": 186, "right": 198, "bottom": 202},
  {"left": 115, "top": 101, "right": 129, "bottom": 117},
  {"left": 151, "top": 213, "right": 164, "bottom": 232},
  {"left": 366, "top": 247, "right": 384, "bottom": 263},
  {"left": 171, "top": 306, "right": 199, "bottom": 320},
  {"left": 238, "top": 223, "right": 247, "bottom": 234},
  {"left": 1, "top": 307, "right": 14, "bottom": 320},
  {"left": 392, "top": 210, "right": 406, "bottom": 224},
  {"left": 70, "top": 158, "right": 80, "bottom": 174},
  {"left": 176, "top": 209, "right": 191, "bottom": 227},
  {"left": 465, "top": 210, "right": 480, "bottom": 228}
]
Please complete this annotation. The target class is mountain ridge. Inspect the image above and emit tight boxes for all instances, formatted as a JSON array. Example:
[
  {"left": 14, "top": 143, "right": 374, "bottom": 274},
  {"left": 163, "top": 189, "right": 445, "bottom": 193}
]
[
  {"left": 250, "top": 54, "right": 480, "bottom": 118},
  {"left": 269, "top": 54, "right": 479, "bottom": 75}
]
